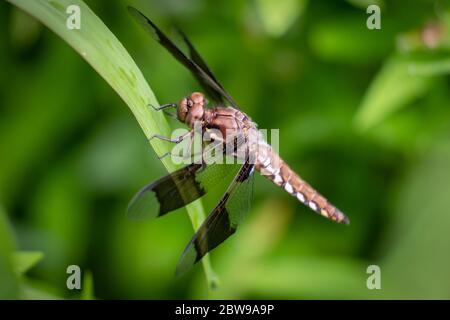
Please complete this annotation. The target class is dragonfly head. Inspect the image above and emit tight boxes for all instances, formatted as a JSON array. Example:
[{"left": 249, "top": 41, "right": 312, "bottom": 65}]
[{"left": 178, "top": 92, "right": 206, "bottom": 126}]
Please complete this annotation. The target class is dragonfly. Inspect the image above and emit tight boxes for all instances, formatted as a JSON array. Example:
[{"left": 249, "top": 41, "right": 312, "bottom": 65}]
[{"left": 127, "top": 6, "right": 349, "bottom": 275}]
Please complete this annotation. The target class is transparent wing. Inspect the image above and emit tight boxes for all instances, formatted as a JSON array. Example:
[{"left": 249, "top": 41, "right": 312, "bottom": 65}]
[
  {"left": 178, "top": 30, "right": 226, "bottom": 105},
  {"left": 127, "top": 163, "right": 241, "bottom": 220},
  {"left": 127, "top": 6, "right": 239, "bottom": 109},
  {"left": 176, "top": 162, "right": 255, "bottom": 275}
]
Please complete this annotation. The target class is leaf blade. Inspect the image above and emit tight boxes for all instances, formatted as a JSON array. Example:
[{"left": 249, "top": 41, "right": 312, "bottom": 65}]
[{"left": 6, "top": 0, "right": 217, "bottom": 289}]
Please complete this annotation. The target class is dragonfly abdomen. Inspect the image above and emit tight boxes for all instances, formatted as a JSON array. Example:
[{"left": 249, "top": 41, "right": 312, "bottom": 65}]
[{"left": 255, "top": 143, "right": 349, "bottom": 224}]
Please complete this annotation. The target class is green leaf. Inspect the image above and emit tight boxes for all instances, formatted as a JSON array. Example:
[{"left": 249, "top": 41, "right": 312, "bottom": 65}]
[
  {"left": 379, "top": 135, "right": 450, "bottom": 298},
  {"left": 346, "top": 0, "right": 384, "bottom": 9},
  {"left": 309, "top": 14, "right": 392, "bottom": 65},
  {"left": 6, "top": 0, "right": 217, "bottom": 289},
  {"left": 0, "top": 207, "right": 18, "bottom": 298},
  {"left": 354, "top": 55, "right": 433, "bottom": 131},
  {"left": 254, "top": 0, "right": 307, "bottom": 37},
  {"left": 13, "top": 251, "right": 44, "bottom": 276},
  {"left": 81, "top": 270, "right": 94, "bottom": 300},
  {"left": 19, "top": 279, "right": 63, "bottom": 300},
  {"left": 408, "top": 58, "right": 450, "bottom": 76},
  {"left": 211, "top": 257, "right": 369, "bottom": 299}
]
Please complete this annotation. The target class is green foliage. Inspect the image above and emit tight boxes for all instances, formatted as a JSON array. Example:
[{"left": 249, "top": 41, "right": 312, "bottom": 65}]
[
  {"left": 354, "top": 4, "right": 450, "bottom": 130},
  {"left": 254, "top": 0, "right": 308, "bottom": 37},
  {"left": 408, "top": 57, "right": 450, "bottom": 76},
  {"left": 81, "top": 270, "right": 94, "bottom": 300},
  {"left": 0, "top": 208, "right": 18, "bottom": 298},
  {"left": 354, "top": 55, "right": 434, "bottom": 131},
  {"left": 379, "top": 135, "right": 450, "bottom": 298},
  {"left": 5, "top": 0, "right": 215, "bottom": 289},
  {"left": 13, "top": 251, "right": 43, "bottom": 276},
  {"left": 1, "top": 0, "right": 450, "bottom": 299}
]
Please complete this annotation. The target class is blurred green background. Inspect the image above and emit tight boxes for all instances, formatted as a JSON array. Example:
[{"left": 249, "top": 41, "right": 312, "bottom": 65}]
[{"left": 1, "top": 0, "right": 450, "bottom": 299}]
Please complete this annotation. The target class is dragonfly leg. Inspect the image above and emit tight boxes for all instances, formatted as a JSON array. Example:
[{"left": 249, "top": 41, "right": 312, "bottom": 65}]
[
  {"left": 147, "top": 102, "right": 177, "bottom": 111},
  {"left": 152, "top": 131, "right": 195, "bottom": 160},
  {"left": 157, "top": 151, "right": 172, "bottom": 160},
  {"left": 157, "top": 140, "right": 206, "bottom": 163},
  {"left": 149, "top": 130, "right": 192, "bottom": 144},
  {"left": 157, "top": 147, "right": 202, "bottom": 161}
]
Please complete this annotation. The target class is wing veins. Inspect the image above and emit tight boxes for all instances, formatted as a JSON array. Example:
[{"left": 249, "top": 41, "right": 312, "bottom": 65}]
[
  {"left": 127, "top": 6, "right": 239, "bottom": 109},
  {"left": 176, "top": 161, "right": 254, "bottom": 274}
]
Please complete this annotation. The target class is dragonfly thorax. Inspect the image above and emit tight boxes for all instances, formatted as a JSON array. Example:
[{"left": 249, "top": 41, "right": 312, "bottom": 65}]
[{"left": 178, "top": 92, "right": 206, "bottom": 126}]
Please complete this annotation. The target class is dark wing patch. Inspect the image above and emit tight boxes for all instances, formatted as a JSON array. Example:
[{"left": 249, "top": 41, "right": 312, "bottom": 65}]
[
  {"left": 178, "top": 30, "right": 225, "bottom": 104},
  {"left": 176, "top": 162, "right": 254, "bottom": 275},
  {"left": 127, "top": 6, "right": 239, "bottom": 109},
  {"left": 127, "top": 163, "right": 241, "bottom": 220}
]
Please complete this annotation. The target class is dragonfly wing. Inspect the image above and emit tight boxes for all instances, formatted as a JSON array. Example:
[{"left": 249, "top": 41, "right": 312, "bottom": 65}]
[
  {"left": 127, "top": 6, "right": 239, "bottom": 109},
  {"left": 127, "top": 163, "right": 241, "bottom": 220},
  {"left": 176, "top": 162, "right": 255, "bottom": 275},
  {"left": 178, "top": 30, "right": 226, "bottom": 105}
]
